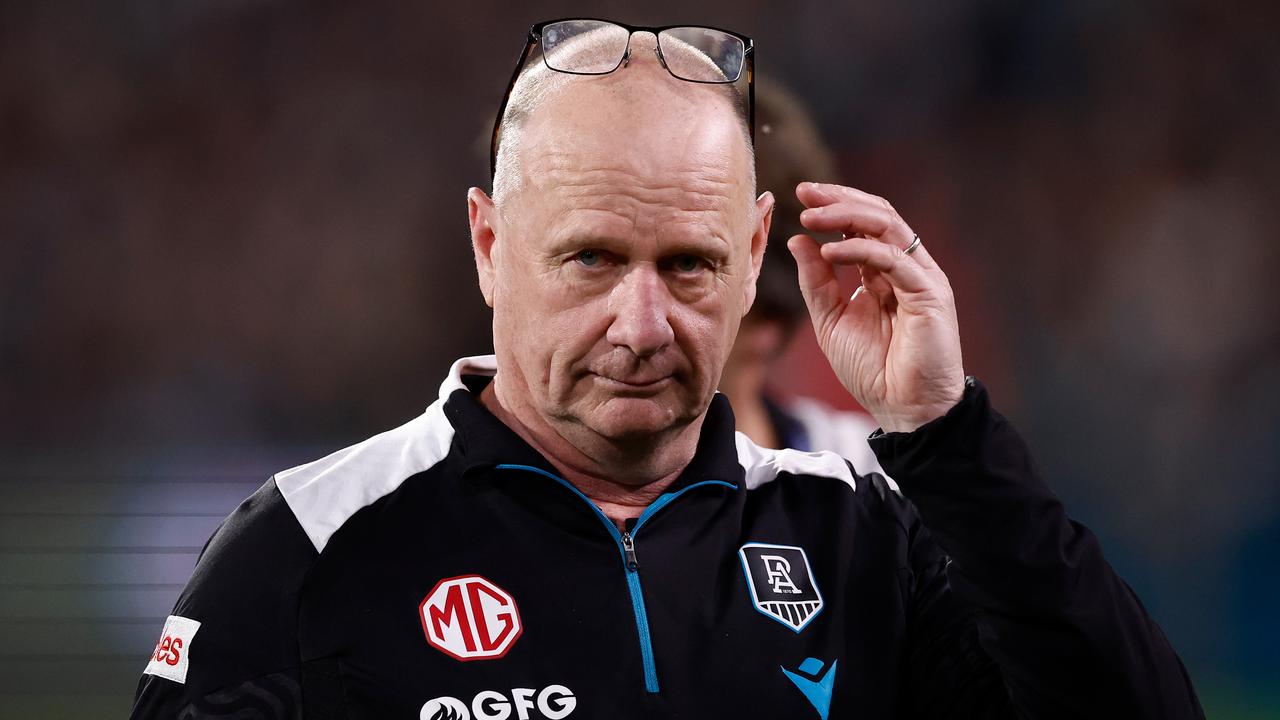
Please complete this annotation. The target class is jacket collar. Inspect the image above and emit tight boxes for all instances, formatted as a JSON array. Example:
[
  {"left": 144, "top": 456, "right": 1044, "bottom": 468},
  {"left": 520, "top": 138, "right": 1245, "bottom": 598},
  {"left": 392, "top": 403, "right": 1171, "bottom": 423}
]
[{"left": 438, "top": 355, "right": 745, "bottom": 491}]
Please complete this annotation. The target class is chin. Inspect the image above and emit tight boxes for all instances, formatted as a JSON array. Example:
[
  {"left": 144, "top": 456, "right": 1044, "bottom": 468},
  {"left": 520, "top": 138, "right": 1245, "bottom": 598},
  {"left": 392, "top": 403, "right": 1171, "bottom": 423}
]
[{"left": 582, "top": 396, "right": 693, "bottom": 440}]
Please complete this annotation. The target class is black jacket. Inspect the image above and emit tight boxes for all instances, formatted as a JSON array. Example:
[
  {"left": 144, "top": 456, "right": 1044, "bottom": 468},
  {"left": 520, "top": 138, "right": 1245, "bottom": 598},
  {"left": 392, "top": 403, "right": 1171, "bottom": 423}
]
[{"left": 130, "top": 355, "right": 1203, "bottom": 719}]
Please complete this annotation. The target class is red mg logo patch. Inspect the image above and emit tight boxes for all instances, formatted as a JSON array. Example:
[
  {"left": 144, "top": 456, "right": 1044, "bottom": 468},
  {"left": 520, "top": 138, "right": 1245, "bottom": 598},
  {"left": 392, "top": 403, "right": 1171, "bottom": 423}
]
[{"left": 420, "top": 575, "right": 523, "bottom": 661}]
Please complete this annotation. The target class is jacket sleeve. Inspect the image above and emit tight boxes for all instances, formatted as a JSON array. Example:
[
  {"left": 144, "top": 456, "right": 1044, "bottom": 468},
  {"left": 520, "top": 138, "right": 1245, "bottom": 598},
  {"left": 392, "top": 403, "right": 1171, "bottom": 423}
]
[
  {"left": 868, "top": 377, "right": 1204, "bottom": 719},
  {"left": 129, "top": 477, "right": 318, "bottom": 719}
]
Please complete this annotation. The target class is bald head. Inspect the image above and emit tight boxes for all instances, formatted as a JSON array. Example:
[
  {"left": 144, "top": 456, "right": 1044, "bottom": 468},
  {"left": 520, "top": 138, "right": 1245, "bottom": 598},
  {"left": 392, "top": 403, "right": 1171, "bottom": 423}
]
[{"left": 492, "top": 31, "right": 754, "bottom": 210}]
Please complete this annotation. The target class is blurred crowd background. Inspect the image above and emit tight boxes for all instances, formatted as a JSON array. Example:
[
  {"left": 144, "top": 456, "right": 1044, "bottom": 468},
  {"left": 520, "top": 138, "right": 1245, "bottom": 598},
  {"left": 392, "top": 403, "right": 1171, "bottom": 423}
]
[{"left": 1, "top": 1, "right": 1277, "bottom": 717}]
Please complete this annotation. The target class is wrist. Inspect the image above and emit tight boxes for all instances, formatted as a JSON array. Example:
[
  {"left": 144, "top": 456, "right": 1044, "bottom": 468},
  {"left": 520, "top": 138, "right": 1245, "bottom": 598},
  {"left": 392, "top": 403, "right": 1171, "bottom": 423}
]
[
  {"left": 881, "top": 408, "right": 951, "bottom": 434},
  {"left": 878, "top": 383, "right": 966, "bottom": 434}
]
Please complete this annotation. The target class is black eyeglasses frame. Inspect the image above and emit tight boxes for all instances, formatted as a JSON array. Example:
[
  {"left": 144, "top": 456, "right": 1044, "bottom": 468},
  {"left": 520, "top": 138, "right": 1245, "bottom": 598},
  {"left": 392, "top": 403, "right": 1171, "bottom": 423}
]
[{"left": 488, "top": 17, "right": 755, "bottom": 179}]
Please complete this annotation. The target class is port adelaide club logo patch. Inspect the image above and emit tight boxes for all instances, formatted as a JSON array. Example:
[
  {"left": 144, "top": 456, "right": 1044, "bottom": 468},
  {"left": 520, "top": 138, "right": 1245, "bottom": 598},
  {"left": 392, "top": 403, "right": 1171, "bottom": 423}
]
[{"left": 739, "top": 543, "right": 824, "bottom": 632}]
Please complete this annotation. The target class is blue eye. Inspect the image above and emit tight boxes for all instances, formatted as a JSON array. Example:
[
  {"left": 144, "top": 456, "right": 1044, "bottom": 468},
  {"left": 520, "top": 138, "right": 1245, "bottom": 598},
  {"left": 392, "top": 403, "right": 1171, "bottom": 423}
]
[
  {"left": 674, "top": 255, "right": 702, "bottom": 272},
  {"left": 575, "top": 250, "right": 601, "bottom": 267}
]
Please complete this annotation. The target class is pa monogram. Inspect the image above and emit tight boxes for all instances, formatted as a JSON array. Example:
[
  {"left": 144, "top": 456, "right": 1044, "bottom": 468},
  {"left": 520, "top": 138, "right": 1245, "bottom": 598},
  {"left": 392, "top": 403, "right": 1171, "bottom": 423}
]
[{"left": 739, "top": 543, "right": 824, "bottom": 632}]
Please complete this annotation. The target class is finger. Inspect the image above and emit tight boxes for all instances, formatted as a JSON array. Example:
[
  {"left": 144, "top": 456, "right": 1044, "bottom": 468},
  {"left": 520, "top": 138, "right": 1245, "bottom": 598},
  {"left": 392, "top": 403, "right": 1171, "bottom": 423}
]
[
  {"left": 797, "top": 182, "right": 941, "bottom": 270},
  {"left": 820, "top": 237, "right": 935, "bottom": 295},
  {"left": 860, "top": 264, "right": 896, "bottom": 308},
  {"left": 796, "top": 181, "right": 889, "bottom": 211},
  {"left": 787, "top": 233, "right": 844, "bottom": 323},
  {"left": 800, "top": 203, "right": 913, "bottom": 249},
  {"left": 827, "top": 210, "right": 939, "bottom": 273},
  {"left": 847, "top": 284, "right": 886, "bottom": 332},
  {"left": 901, "top": 235, "right": 939, "bottom": 270},
  {"left": 849, "top": 283, "right": 896, "bottom": 343}
]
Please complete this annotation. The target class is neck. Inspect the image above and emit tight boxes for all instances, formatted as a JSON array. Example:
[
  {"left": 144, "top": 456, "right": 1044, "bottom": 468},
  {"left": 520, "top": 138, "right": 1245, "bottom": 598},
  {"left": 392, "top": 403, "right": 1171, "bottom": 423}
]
[{"left": 478, "top": 381, "right": 701, "bottom": 525}]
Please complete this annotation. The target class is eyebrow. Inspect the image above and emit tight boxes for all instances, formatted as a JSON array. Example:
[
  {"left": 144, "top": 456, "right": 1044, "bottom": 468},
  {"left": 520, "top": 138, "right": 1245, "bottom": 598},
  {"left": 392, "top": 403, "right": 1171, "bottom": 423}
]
[{"left": 546, "top": 229, "right": 733, "bottom": 261}]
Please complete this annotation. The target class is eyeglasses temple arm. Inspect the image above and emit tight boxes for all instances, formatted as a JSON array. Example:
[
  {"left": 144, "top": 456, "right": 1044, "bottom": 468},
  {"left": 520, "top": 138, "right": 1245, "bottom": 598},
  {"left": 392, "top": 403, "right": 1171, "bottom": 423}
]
[
  {"left": 490, "top": 34, "right": 539, "bottom": 180},
  {"left": 747, "top": 49, "right": 756, "bottom": 147}
]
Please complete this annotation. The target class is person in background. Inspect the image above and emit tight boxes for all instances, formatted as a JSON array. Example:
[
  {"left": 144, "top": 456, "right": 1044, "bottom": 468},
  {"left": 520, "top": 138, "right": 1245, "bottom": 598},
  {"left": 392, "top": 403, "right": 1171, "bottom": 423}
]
[{"left": 720, "top": 79, "right": 882, "bottom": 473}]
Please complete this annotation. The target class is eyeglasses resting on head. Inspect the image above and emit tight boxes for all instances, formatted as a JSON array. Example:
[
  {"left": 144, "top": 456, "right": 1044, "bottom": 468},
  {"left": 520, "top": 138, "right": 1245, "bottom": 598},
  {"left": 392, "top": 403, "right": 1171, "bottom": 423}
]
[{"left": 489, "top": 17, "right": 755, "bottom": 180}]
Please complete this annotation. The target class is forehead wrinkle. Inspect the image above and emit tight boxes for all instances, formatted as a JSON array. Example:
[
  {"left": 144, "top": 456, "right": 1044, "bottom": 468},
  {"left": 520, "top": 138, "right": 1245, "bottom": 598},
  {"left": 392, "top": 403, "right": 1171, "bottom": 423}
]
[
  {"left": 551, "top": 204, "right": 734, "bottom": 248},
  {"left": 543, "top": 180, "right": 740, "bottom": 251},
  {"left": 534, "top": 160, "right": 740, "bottom": 215},
  {"left": 548, "top": 204, "right": 639, "bottom": 242},
  {"left": 512, "top": 75, "right": 750, "bottom": 182}
]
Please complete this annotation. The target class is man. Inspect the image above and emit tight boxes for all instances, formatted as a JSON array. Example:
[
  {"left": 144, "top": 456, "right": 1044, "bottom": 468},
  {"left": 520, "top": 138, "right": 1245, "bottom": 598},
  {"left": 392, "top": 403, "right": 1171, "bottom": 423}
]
[{"left": 131, "top": 19, "right": 1203, "bottom": 719}]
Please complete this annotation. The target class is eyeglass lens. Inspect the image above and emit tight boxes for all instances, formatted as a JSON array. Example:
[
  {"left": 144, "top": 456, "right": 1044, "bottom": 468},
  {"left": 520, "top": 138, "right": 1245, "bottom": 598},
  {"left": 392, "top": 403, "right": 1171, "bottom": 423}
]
[
  {"left": 541, "top": 20, "right": 745, "bottom": 83},
  {"left": 658, "top": 27, "right": 745, "bottom": 83}
]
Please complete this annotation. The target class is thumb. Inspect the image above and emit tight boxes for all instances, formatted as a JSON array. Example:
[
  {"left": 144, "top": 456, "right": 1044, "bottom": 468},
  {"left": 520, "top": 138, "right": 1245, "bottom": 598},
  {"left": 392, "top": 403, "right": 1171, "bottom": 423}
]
[{"left": 788, "top": 234, "right": 843, "bottom": 325}]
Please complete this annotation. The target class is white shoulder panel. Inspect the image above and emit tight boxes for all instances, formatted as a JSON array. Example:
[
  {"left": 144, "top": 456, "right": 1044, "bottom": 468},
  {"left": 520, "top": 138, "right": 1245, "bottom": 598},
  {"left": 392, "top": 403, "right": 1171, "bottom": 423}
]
[
  {"left": 275, "top": 355, "right": 497, "bottom": 552},
  {"left": 785, "top": 397, "right": 885, "bottom": 476},
  {"left": 735, "top": 431, "right": 857, "bottom": 492},
  {"left": 785, "top": 397, "right": 900, "bottom": 493}
]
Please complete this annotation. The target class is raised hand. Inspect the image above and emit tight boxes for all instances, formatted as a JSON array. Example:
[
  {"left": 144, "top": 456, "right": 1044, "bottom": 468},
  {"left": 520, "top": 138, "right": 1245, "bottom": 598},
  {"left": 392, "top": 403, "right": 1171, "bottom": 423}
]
[{"left": 787, "top": 182, "right": 965, "bottom": 433}]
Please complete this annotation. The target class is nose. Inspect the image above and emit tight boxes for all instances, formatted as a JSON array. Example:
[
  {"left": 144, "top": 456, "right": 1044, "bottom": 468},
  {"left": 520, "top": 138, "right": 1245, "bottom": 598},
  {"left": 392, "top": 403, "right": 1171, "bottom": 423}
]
[{"left": 606, "top": 266, "right": 675, "bottom": 358}]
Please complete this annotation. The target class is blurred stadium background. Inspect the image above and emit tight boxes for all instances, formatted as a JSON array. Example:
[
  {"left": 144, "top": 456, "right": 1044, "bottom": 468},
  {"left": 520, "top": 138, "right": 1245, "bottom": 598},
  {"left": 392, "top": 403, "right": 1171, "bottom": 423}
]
[{"left": 1, "top": 1, "right": 1277, "bottom": 717}]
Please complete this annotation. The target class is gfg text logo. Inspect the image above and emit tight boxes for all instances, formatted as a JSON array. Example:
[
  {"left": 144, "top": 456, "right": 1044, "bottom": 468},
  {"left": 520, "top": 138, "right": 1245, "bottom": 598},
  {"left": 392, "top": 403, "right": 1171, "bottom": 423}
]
[{"left": 420, "top": 685, "right": 576, "bottom": 720}]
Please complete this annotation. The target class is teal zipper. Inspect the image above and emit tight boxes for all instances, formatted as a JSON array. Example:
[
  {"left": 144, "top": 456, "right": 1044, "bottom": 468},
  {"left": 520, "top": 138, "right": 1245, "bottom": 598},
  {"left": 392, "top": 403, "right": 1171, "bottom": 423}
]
[{"left": 495, "top": 463, "right": 735, "bottom": 694}]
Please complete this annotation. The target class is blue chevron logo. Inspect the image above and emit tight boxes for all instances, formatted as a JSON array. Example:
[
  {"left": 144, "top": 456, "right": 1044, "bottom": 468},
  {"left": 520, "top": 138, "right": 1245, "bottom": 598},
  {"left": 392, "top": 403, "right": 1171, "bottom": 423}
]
[{"left": 781, "top": 657, "right": 838, "bottom": 720}]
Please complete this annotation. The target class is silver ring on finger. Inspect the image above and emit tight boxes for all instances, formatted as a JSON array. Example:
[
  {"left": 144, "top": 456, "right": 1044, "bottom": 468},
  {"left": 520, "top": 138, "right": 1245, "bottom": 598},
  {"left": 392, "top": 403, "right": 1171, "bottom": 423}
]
[{"left": 904, "top": 233, "right": 922, "bottom": 256}]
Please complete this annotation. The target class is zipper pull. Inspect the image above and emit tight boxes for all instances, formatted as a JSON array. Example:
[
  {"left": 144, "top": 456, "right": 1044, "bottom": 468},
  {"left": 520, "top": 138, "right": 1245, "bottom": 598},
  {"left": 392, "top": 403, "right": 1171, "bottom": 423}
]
[{"left": 621, "top": 530, "right": 639, "bottom": 572}]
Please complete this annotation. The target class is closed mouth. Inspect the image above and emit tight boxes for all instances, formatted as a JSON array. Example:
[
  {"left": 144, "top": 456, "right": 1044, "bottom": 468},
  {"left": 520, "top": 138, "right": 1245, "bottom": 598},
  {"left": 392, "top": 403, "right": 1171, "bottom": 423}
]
[{"left": 590, "top": 373, "right": 673, "bottom": 391}]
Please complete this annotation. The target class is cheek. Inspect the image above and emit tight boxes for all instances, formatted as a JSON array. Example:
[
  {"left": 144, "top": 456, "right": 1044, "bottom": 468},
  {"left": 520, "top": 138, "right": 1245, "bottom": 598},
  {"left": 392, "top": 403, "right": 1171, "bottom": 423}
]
[
  {"left": 672, "top": 297, "right": 738, "bottom": 376},
  {"left": 545, "top": 301, "right": 612, "bottom": 360},
  {"left": 495, "top": 278, "right": 609, "bottom": 372},
  {"left": 493, "top": 274, "right": 554, "bottom": 368}
]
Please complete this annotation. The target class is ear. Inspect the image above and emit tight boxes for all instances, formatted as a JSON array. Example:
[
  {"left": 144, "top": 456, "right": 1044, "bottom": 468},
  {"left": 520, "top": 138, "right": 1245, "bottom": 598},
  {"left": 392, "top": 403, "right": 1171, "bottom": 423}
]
[
  {"left": 468, "top": 187, "right": 500, "bottom": 308},
  {"left": 742, "top": 191, "right": 774, "bottom": 315}
]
